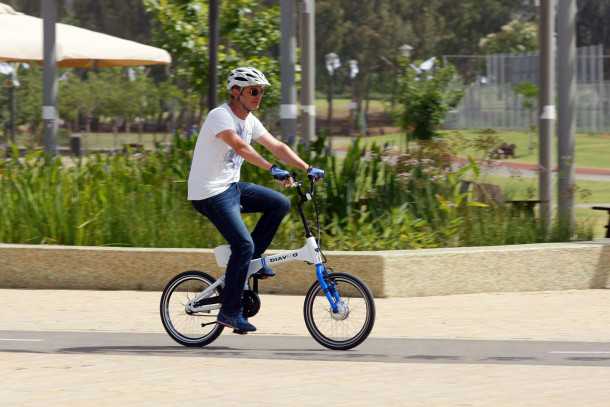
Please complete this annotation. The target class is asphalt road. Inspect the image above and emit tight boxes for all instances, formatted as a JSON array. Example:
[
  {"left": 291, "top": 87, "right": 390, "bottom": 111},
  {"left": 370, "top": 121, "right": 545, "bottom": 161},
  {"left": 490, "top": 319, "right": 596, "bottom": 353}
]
[{"left": 3, "top": 330, "right": 610, "bottom": 367}]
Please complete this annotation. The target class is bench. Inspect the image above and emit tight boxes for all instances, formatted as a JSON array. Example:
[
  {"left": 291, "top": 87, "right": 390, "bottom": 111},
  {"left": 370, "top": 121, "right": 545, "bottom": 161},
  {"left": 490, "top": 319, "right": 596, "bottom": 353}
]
[
  {"left": 460, "top": 181, "right": 541, "bottom": 217},
  {"left": 592, "top": 206, "right": 610, "bottom": 238},
  {"left": 122, "top": 143, "right": 145, "bottom": 154}
]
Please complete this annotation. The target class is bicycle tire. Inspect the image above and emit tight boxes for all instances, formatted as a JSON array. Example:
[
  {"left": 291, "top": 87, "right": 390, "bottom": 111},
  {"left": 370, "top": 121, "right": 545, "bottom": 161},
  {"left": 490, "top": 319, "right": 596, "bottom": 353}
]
[
  {"left": 160, "top": 270, "right": 224, "bottom": 347},
  {"left": 303, "top": 272, "right": 375, "bottom": 350}
]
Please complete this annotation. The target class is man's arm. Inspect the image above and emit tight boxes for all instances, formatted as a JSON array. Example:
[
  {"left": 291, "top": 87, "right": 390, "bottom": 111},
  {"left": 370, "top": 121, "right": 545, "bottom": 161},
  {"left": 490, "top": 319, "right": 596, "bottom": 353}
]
[
  {"left": 217, "top": 130, "right": 273, "bottom": 170},
  {"left": 256, "top": 133, "right": 309, "bottom": 171}
]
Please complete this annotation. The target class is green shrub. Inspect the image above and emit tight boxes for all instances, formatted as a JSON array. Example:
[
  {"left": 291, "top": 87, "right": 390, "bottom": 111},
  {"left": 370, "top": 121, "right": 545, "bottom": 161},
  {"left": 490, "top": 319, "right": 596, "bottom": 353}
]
[
  {"left": 395, "top": 60, "right": 464, "bottom": 143},
  {"left": 0, "top": 135, "right": 587, "bottom": 250}
]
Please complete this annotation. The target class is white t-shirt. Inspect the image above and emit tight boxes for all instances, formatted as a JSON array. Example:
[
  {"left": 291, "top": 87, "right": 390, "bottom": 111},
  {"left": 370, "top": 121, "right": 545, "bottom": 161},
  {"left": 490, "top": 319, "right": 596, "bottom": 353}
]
[{"left": 187, "top": 103, "right": 268, "bottom": 200}]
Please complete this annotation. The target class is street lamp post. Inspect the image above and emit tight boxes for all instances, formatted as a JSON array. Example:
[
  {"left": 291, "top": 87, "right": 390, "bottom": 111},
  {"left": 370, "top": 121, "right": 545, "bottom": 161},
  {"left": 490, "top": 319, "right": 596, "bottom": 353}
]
[
  {"left": 280, "top": 0, "right": 297, "bottom": 146},
  {"left": 3, "top": 63, "right": 30, "bottom": 146},
  {"left": 348, "top": 59, "right": 359, "bottom": 134},
  {"left": 42, "top": 0, "right": 58, "bottom": 156},
  {"left": 557, "top": 0, "right": 577, "bottom": 238},
  {"left": 300, "top": 0, "right": 315, "bottom": 146},
  {"left": 325, "top": 52, "right": 340, "bottom": 131},
  {"left": 538, "top": 0, "right": 555, "bottom": 235}
]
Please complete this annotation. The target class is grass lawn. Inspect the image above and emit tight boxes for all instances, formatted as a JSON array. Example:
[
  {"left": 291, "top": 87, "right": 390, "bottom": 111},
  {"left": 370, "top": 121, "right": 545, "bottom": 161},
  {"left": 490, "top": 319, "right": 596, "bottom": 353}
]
[
  {"left": 315, "top": 98, "right": 387, "bottom": 119},
  {"left": 479, "top": 174, "right": 610, "bottom": 204},
  {"left": 331, "top": 132, "right": 406, "bottom": 150},
  {"left": 329, "top": 130, "right": 610, "bottom": 238},
  {"left": 330, "top": 129, "right": 610, "bottom": 170},
  {"left": 445, "top": 129, "right": 610, "bottom": 170},
  {"left": 7, "top": 132, "right": 170, "bottom": 151},
  {"left": 574, "top": 208, "right": 608, "bottom": 239},
  {"left": 78, "top": 133, "right": 170, "bottom": 150},
  {"left": 457, "top": 173, "right": 610, "bottom": 239},
  {"left": 330, "top": 130, "right": 610, "bottom": 198}
]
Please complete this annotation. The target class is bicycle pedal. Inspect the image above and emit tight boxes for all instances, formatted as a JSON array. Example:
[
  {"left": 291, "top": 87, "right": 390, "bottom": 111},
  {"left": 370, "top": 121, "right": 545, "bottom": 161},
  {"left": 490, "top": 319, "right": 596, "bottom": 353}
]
[{"left": 233, "top": 329, "right": 248, "bottom": 335}]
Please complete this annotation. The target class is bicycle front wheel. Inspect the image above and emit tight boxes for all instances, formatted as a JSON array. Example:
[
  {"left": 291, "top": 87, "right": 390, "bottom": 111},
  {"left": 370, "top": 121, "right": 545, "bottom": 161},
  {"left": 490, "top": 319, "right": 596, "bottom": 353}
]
[
  {"left": 303, "top": 272, "right": 375, "bottom": 350},
  {"left": 160, "top": 270, "right": 224, "bottom": 347}
]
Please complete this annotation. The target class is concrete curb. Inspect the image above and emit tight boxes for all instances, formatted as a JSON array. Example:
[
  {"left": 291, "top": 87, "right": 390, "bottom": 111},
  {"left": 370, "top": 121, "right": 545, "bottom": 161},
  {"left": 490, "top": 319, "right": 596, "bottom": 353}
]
[
  {"left": 1, "top": 240, "right": 609, "bottom": 297},
  {"left": 381, "top": 241, "right": 610, "bottom": 296}
]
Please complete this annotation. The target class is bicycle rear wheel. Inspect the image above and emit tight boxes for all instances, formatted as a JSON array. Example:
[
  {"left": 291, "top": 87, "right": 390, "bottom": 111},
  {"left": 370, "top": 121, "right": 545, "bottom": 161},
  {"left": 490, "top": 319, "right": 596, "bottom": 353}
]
[
  {"left": 160, "top": 270, "right": 224, "bottom": 347},
  {"left": 303, "top": 272, "right": 375, "bottom": 350}
]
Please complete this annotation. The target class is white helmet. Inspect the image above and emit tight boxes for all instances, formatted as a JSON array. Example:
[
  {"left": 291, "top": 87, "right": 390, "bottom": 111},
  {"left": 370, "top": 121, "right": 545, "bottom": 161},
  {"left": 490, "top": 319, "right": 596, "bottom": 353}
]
[{"left": 226, "top": 67, "right": 270, "bottom": 91}]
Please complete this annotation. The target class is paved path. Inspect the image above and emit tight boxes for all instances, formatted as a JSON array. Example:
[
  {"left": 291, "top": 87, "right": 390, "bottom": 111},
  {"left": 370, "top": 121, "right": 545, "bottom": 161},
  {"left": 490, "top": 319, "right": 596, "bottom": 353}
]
[
  {"left": 4, "top": 289, "right": 610, "bottom": 406},
  {"left": 456, "top": 158, "right": 610, "bottom": 181},
  {"left": 495, "top": 160, "right": 610, "bottom": 177},
  {"left": 480, "top": 162, "right": 610, "bottom": 182},
  {"left": 4, "top": 330, "right": 610, "bottom": 367}
]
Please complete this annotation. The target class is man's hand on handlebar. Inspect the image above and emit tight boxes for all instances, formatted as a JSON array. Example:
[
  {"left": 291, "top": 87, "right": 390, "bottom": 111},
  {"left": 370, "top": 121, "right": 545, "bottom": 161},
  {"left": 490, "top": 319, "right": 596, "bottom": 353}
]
[
  {"left": 270, "top": 164, "right": 296, "bottom": 188},
  {"left": 270, "top": 164, "right": 290, "bottom": 180},
  {"left": 271, "top": 164, "right": 324, "bottom": 188},
  {"left": 307, "top": 166, "right": 325, "bottom": 181}
]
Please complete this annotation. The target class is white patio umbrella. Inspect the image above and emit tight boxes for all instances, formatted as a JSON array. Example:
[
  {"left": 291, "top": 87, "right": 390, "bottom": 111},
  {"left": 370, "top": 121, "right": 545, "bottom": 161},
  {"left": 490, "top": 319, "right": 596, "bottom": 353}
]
[
  {"left": 0, "top": 3, "right": 171, "bottom": 152},
  {"left": 0, "top": 3, "right": 171, "bottom": 67}
]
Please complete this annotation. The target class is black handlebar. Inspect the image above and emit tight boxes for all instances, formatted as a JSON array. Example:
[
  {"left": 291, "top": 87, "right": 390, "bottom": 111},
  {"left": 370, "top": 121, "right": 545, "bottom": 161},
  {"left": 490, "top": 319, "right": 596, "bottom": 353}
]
[
  {"left": 289, "top": 172, "right": 320, "bottom": 239},
  {"left": 287, "top": 172, "right": 326, "bottom": 262},
  {"left": 290, "top": 172, "right": 319, "bottom": 201}
]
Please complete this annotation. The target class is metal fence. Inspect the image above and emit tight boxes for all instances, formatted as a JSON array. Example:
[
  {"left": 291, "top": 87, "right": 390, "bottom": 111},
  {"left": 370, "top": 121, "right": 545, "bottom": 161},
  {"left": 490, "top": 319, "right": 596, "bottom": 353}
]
[{"left": 444, "top": 45, "right": 610, "bottom": 132}]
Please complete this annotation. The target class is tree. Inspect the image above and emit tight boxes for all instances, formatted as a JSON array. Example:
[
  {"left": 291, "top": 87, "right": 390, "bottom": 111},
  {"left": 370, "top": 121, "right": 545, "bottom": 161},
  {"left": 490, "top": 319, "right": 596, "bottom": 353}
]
[
  {"left": 0, "top": 71, "right": 10, "bottom": 141},
  {"left": 130, "top": 72, "right": 161, "bottom": 138},
  {"left": 157, "top": 81, "right": 187, "bottom": 137},
  {"left": 400, "top": 0, "right": 536, "bottom": 82},
  {"left": 430, "top": 0, "right": 535, "bottom": 56},
  {"left": 513, "top": 81, "right": 538, "bottom": 153},
  {"left": 143, "top": 0, "right": 281, "bottom": 117},
  {"left": 479, "top": 20, "right": 538, "bottom": 54},
  {"left": 316, "top": 0, "right": 415, "bottom": 134},
  {"left": 94, "top": 69, "right": 131, "bottom": 136},
  {"left": 14, "top": 65, "right": 42, "bottom": 143},
  {"left": 396, "top": 61, "right": 463, "bottom": 144},
  {"left": 314, "top": 0, "right": 535, "bottom": 126},
  {"left": 58, "top": 73, "right": 82, "bottom": 131},
  {"left": 576, "top": 0, "right": 610, "bottom": 48}
]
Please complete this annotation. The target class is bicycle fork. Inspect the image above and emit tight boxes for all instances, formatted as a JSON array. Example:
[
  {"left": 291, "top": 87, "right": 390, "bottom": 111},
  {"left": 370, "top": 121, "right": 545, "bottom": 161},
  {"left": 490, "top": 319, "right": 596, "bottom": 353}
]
[{"left": 315, "top": 264, "right": 341, "bottom": 313}]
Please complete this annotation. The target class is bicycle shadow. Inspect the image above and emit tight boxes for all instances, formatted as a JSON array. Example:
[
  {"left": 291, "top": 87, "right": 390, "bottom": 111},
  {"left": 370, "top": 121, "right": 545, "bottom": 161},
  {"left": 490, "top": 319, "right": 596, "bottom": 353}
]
[{"left": 57, "top": 345, "right": 333, "bottom": 359}]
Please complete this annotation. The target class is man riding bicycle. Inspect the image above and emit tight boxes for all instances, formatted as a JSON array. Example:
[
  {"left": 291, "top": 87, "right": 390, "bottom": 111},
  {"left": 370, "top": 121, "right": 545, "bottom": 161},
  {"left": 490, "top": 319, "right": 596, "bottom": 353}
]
[{"left": 188, "top": 67, "right": 324, "bottom": 333}]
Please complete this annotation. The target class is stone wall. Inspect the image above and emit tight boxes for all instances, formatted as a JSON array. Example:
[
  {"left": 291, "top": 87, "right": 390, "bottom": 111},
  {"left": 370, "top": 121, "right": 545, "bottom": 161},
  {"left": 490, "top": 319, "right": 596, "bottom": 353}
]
[{"left": 1, "top": 240, "right": 609, "bottom": 297}]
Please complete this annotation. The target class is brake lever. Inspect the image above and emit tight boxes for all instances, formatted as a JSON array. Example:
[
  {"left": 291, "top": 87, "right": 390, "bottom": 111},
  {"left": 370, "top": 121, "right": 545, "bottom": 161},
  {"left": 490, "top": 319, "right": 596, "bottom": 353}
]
[{"left": 288, "top": 171, "right": 300, "bottom": 188}]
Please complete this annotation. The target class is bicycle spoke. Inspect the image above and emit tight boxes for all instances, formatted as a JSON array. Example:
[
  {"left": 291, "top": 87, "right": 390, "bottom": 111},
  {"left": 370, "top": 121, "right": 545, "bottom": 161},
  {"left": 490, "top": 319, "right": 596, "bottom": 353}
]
[
  {"left": 161, "top": 272, "right": 224, "bottom": 346},
  {"left": 304, "top": 274, "right": 375, "bottom": 349}
]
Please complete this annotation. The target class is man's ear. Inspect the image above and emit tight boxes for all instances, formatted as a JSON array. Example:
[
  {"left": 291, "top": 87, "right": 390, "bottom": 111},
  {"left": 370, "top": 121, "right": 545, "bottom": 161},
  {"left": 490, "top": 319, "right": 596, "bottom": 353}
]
[{"left": 231, "top": 87, "right": 240, "bottom": 98}]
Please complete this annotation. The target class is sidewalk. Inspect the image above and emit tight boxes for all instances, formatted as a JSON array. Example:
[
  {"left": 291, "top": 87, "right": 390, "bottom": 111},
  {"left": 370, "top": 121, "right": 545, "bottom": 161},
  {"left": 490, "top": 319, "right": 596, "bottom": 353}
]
[
  {"left": 3, "top": 289, "right": 610, "bottom": 406},
  {"left": 3, "top": 289, "right": 610, "bottom": 341}
]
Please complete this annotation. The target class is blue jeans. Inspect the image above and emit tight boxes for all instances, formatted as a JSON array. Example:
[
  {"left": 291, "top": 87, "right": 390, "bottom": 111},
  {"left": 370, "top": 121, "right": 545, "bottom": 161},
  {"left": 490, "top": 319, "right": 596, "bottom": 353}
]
[{"left": 192, "top": 182, "right": 291, "bottom": 315}]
